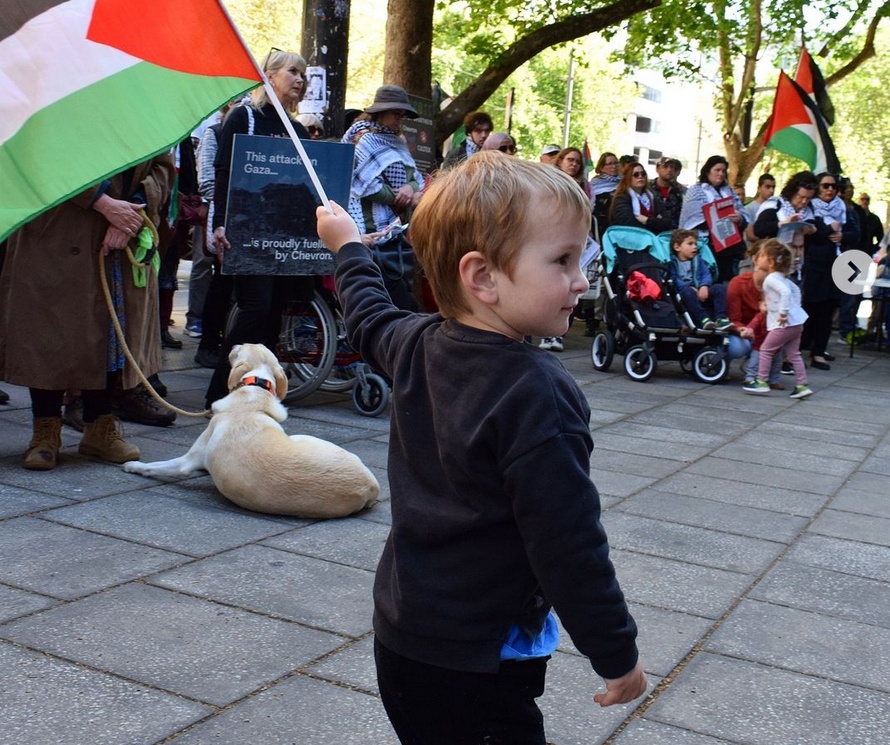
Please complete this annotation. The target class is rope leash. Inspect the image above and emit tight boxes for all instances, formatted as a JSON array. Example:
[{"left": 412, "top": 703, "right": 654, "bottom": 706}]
[{"left": 99, "top": 212, "right": 211, "bottom": 418}]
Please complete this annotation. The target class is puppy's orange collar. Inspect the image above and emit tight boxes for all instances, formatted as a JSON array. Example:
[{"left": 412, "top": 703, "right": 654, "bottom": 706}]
[{"left": 232, "top": 376, "right": 276, "bottom": 395}]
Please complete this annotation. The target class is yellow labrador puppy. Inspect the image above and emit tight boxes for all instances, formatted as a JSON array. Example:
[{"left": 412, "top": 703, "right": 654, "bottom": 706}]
[{"left": 123, "top": 344, "right": 379, "bottom": 518}]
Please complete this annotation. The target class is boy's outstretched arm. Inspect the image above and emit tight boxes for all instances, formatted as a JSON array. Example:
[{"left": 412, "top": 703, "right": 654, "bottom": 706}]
[
  {"left": 316, "top": 201, "right": 362, "bottom": 255},
  {"left": 593, "top": 660, "right": 648, "bottom": 707}
]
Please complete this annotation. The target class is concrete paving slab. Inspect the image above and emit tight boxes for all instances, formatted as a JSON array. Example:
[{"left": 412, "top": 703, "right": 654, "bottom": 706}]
[
  {"left": 0, "top": 642, "right": 211, "bottom": 745},
  {"left": 0, "top": 584, "right": 56, "bottom": 623},
  {"left": 539, "top": 650, "right": 653, "bottom": 745},
  {"left": 723, "top": 429, "right": 870, "bottom": 462},
  {"left": 785, "top": 533, "right": 890, "bottom": 581},
  {"left": 557, "top": 603, "right": 714, "bottom": 678},
  {"left": 40, "top": 491, "right": 297, "bottom": 557},
  {"left": 651, "top": 471, "right": 828, "bottom": 516},
  {"left": 0, "top": 482, "right": 72, "bottom": 518},
  {"left": 150, "top": 544, "right": 375, "bottom": 637},
  {"left": 616, "top": 489, "right": 809, "bottom": 542},
  {"left": 0, "top": 517, "right": 188, "bottom": 600},
  {"left": 645, "top": 653, "right": 890, "bottom": 744},
  {"left": 0, "top": 583, "right": 342, "bottom": 707},
  {"left": 750, "top": 561, "right": 890, "bottom": 628},
  {"left": 591, "top": 448, "right": 687, "bottom": 479},
  {"left": 705, "top": 599, "right": 890, "bottom": 693},
  {"left": 755, "top": 419, "right": 881, "bottom": 449},
  {"left": 807, "top": 508, "right": 890, "bottom": 547},
  {"left": 707, "top": 441, "right": 861, "bottom": 478},
  {"left": 596, "top": 420, "right": 733, "bottom": 449},
  {"left": 0, "top": 455, "right": 154, "bottom": 500},
  {"left": 611, "top": 549, "right": 752, "bottom": 619},
  {"left": 261, "top": 518, "right": 390, "bottom": 571},
  {"left": 590, "top": 469, "right": 659, "bottom": 499},
  {"left": 860, "top": 451, "right": 890, "bottom": 476},
  {"left": 306, "top": 634, "right": 379, "bottom": 692},
  {"left": 612, "top": 719, "right": 730, "bottom": 744},
  {"left": 164, "top": 674, "right": 398, "bottom": 745},
  {"left": 603, "top": 512, "right": 785, "bottom": 574},
  {"left": 593, "top": 431, "right": 715, "bottom": 462},
  {"left": 623, "top": 408, "right": 754, "bottom": 438},
  {"left": 683, "top": 456, "right": 846, "bottom": 495}
]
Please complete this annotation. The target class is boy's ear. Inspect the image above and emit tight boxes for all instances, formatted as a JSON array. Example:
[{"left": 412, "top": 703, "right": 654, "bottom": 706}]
[{"left": 458, "top": 250, "right": 499, "bottom": 306}]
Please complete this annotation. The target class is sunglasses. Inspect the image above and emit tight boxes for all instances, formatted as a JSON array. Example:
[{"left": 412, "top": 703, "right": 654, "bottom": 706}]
[
  {"left": 498, "top": 144, "right": 517, "bottom": 153},
  {"left": 308, "top": 126, "right": 323, "bottom": 136},
  {"left": 819, "top": 182, "right": 837, "bottom": 190},
  {"left": 632, "top": 170, "right": 646, "bottom": 177}
]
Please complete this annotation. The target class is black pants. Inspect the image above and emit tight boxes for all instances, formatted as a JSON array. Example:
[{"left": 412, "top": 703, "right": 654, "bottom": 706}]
[
  {"left": 374, "top": 639, "right": 547, "bottom": 745},
  {"left": 205, "top": 274, "right": 313, "bottom": 405},
  {"left": 30, "top": 374, "right": 114, "bottom": 422},
  {"left": 801, "top": 298, "right": 837, "bottom": 358}
]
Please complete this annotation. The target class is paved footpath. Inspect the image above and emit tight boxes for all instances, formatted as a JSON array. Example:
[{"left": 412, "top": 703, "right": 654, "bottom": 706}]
[{"left": 1, "top": 320, "right": 888, "bottom": 744}]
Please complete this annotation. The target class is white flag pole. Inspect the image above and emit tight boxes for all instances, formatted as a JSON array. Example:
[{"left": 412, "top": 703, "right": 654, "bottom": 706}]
[
  {"left": 262, "top": 78, "right": 333, "bottom": 213},
  {"left": 214, "top": 2, "right": 333, "bottom": 213}
]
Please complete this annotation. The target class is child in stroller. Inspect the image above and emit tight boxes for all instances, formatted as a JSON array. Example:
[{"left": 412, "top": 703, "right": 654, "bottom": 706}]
[
  {"left": 667, "top": 229, "right": 733, "bottom": 331},
  {"left": 590, "top": 225, "right": 731, "bottom": 383}
]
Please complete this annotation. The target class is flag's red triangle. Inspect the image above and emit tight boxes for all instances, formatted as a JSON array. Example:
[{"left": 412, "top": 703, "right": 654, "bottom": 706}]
[
  {"left": 794, "top": 47, "right": 814, "bottom": 95},
  {"left": 764, "top": 71, "right": 810, "bottom": 145},
  {"left": 87, "top": 0, "right": 260, "bottom": 81}
]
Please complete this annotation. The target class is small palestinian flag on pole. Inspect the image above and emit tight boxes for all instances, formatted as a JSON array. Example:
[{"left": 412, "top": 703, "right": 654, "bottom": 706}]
[
  {"left": 764, "top": 70, "right": 841, "bottom": 175},
  {"left": 0, "top": 0, "right": 263, "bottom": 241}
]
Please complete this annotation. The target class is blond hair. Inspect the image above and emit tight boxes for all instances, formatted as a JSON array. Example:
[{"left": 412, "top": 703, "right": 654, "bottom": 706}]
[
  {"left": 409, "top": 151, "right": 591, "bottom": 316},
  {"left": 251, "top": 51, "right": 306, "bottom": 113}
]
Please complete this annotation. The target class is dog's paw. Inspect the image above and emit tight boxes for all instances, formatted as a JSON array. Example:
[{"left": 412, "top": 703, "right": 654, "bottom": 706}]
[{"left": 122, "top": 461, "right": 146, "bottom": 474}]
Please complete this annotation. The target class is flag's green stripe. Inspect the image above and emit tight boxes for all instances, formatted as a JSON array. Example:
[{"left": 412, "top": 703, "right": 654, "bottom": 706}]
[
  {"left": 0, "top": 62, "right": 256, "bottom": 241},
  {"left": 767, "top": 126, "right": 818, "bottom": 170}
]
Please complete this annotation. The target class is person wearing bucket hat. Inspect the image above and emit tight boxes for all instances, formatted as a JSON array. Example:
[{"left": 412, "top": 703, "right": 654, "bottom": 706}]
[{"left": 341, "top": 85, "right": 425, "bottom": 310}]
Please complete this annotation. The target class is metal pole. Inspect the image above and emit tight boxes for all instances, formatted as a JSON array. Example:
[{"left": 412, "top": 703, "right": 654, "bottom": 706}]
[
  {"left": 301, "top": 0, "right": 350, "bottom": 138},
  {"left": 562, "top": 52, "right": 575, "bottom": 148}
]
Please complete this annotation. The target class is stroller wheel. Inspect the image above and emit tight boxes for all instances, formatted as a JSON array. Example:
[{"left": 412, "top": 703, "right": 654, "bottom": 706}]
[
  {"left": 352, "top": 373, "right": 390, "bottom": 417},
  {"left": 624, "top": 345, "right": 657, "bottom": 382},
  {"left": 693, "top": 347, "right": 728, "bottom": 384},
  {"left": 590, "top": 330, "right": 615, "bottom": 371},
  {"left": 679, "top": 358, "right": 694, "bottom": 375}
]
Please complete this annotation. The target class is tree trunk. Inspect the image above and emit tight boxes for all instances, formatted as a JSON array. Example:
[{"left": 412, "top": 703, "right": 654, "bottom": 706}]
[
  {"left": 383, "top": 0, "right": 434, "bottom": 96},
  {"left": 382, "top": 0, "right": 659, "bottom": 148}
]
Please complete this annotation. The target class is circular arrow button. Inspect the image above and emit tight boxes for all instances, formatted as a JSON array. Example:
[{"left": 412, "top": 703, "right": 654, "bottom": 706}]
[{"left": 831, "top": 250, "right": 872, "bottom": 294}]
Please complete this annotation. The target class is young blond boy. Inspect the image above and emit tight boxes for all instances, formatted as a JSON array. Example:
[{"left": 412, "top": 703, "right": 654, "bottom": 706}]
[{"left": 317, "top": 151, "right": 646, "bottom": 744}]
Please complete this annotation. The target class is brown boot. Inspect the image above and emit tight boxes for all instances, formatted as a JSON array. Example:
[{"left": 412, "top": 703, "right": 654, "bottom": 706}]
[
  {"left": 79, "top": 414, "right": 140, "bottom": 463},
  {"left": 24, "top": 417, "right": 62, "bottom": 470}
]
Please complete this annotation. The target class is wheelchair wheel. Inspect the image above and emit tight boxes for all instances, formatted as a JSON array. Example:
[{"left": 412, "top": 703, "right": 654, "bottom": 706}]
[
  {"left": 693, "top": 347, "right": 727, "bottom": 384},
  {"left": 352, "top": 373, "right": 390, "bottom": 417},
  {"left": 623, "top": 345, "right": 657, "bottom": 382},
  {"left": 275, "top": 292, "right": 338, "bottom": 402},
  {"left": 319, "top": 307, "right": 360, "bottom": 393},
  {"left": 590, "top": 330, "right": 615, "bottom": 371}
]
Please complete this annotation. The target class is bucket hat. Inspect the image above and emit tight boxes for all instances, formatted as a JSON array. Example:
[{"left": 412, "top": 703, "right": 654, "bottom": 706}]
[{"left": 364, "top": 85, "right": 419, "bottom": 118}]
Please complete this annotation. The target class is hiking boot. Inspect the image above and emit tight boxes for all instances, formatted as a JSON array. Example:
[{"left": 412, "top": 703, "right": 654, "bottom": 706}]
[
  {"left": 742, "top": 379, "right": 770, "bottom": 394},
  {"left": 112, "top": 386, "right": 176, "bottom": 427},
  {"left": 24, "top": 417, "right": 63, "bottom": 470},
  {"left": 78, "top": 414, "right": 140, "bottom": 463},
  {"left": 146, "top": 373, "right": 168, "bottom": 397}
]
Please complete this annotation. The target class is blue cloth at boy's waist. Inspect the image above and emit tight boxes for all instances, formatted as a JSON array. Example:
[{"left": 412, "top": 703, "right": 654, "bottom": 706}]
[{"left": 500, "top": 611, "right": 559, "bottom": 661}]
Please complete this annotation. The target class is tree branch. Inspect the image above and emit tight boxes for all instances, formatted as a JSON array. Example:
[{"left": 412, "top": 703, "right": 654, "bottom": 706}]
[{"left": 435, "top": 0, "right": 661, "bottom": 141}]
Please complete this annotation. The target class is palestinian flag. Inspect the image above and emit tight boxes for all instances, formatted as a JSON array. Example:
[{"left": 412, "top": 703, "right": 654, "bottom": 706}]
[
  {"left": 764, "top": 70, "right": 841, "bottom": 175},
  {"left": 794, "top": 46, "right": 835, "bottom": 126},
  {"left": 0, "top": 0, "right": 262, "bottom": 241}
]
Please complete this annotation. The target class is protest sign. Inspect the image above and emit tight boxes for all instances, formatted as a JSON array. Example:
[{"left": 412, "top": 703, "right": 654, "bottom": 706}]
[{"left": 222, "top": 134, "right": 353, "bottom": 275}]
